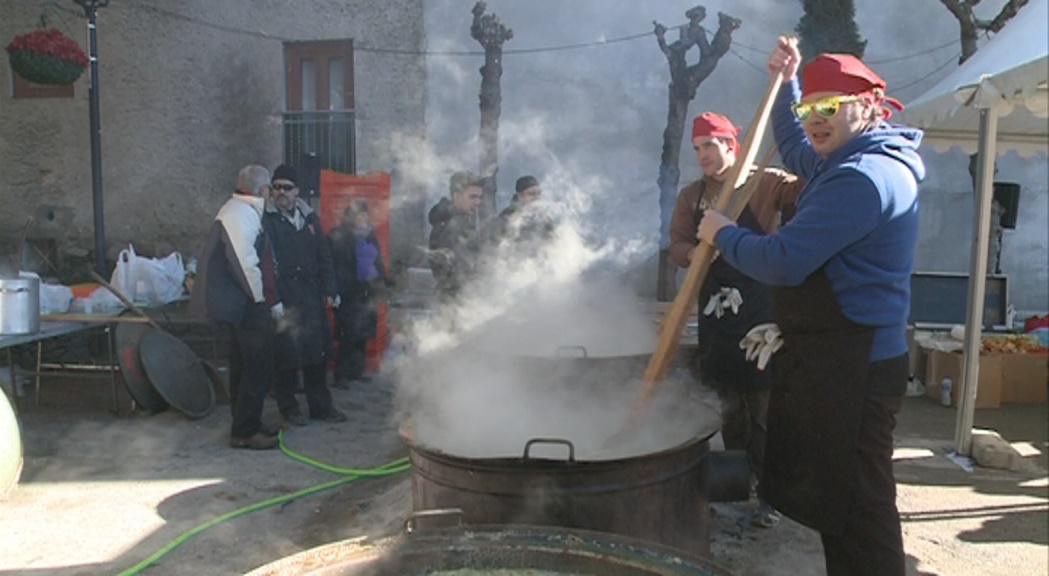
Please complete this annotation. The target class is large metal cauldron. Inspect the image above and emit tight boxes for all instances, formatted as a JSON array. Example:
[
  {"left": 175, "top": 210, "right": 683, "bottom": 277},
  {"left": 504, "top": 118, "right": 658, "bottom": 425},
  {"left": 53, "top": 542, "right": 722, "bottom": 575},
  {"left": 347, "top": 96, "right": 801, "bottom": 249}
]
[
  {"left": 406, "top": 427, "right": 748, "bottom": 559},
  {"left": 0, "top": 277, "right": 40, "bottom": 335},
  {"left": 246, "top": 515, "right": 733, "bottom": 575}
]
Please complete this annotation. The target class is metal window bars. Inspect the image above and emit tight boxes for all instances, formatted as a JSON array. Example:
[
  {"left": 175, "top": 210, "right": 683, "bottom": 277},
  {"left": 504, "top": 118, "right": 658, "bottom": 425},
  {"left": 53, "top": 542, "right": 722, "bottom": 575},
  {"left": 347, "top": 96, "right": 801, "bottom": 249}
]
[{"left": 282, "top": 110, "right": 357, "bottom": 177}]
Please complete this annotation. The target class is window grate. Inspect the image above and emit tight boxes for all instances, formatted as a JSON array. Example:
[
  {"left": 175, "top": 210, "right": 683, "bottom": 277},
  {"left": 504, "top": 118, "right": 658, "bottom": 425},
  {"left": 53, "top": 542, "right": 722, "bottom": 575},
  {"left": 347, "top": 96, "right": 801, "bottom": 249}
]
[{"left": 282, "top": 110, "right": 356, "bottom": 175}]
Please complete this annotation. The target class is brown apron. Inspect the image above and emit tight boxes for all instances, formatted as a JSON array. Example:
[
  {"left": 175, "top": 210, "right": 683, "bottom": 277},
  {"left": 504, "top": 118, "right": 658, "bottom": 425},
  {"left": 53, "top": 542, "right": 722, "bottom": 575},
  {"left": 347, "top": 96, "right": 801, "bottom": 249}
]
[{"left": 760, "top": 269, "right": 874, "bottom": 535}]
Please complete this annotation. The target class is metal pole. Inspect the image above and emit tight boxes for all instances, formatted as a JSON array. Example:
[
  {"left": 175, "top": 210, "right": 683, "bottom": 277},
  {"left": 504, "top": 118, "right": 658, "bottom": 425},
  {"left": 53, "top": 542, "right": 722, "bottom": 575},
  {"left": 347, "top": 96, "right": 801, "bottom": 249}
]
[
  {"left": 953, "top": 107, "right": 998, "bottom": 456},
  {"left": 75, "top": 0, "right": 108, "bottom": 277}
]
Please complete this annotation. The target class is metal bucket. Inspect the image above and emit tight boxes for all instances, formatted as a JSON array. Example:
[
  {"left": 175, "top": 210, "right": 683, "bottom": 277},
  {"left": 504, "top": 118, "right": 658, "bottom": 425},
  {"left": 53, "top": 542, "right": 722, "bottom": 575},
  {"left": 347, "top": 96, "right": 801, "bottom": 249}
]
[
  {"left": 246, "top": 514, "right": 732, "bottom": 575},
  {"left": 406, "top": 432, "right": 720, "bottom": 558},
  {"left": 0, "top": 277, "right": 40, "bottom": 335}
]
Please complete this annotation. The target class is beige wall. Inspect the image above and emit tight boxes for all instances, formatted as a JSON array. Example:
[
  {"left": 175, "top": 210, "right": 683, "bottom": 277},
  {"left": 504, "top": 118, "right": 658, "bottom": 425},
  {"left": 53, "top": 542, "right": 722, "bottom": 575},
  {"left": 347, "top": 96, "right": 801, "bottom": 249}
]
[{"left": 0, "top": 0, "right": 426, "bottom": 271}]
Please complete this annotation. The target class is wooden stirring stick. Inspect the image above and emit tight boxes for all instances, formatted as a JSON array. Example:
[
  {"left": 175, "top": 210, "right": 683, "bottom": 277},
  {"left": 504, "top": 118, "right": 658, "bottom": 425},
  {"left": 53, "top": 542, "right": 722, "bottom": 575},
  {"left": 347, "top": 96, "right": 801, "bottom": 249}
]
[{"left": 632, "top": 74, "right": 784, "bottom": 415}]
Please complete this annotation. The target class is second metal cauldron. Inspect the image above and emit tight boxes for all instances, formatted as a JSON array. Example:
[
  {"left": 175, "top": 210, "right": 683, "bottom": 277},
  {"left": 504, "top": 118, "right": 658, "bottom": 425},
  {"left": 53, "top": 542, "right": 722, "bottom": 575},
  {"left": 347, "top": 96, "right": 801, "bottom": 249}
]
[
  {"left": 404, "top": 408, "right": 749, "bottom": 559},
  {"left": 246, "top": 516, "right": 733, "bottom": 575}
]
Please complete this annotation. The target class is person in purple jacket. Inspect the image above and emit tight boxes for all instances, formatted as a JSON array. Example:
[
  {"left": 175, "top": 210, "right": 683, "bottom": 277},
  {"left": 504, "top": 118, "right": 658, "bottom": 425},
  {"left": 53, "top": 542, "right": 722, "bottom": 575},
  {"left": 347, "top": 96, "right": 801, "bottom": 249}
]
[{"left": 698, "top": 37, "right": 923, "bottom": 576}]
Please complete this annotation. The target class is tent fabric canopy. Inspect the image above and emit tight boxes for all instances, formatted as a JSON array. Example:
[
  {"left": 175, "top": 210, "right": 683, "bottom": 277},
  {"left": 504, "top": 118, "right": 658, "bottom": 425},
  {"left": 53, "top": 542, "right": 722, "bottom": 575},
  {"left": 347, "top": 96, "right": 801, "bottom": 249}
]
[
  {"left": 901, "top": 0, "right": 1047, "bottom": 456},
  {"left": 901, "top": 0, "right": 1049, "bottom": 157}
]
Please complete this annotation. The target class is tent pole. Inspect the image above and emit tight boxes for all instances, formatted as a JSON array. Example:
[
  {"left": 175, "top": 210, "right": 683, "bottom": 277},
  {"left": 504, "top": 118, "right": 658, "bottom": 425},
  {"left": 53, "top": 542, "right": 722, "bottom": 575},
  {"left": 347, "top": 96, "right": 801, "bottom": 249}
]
[{"left": 954, "top": 107, "right": 998, "bottom": 456}]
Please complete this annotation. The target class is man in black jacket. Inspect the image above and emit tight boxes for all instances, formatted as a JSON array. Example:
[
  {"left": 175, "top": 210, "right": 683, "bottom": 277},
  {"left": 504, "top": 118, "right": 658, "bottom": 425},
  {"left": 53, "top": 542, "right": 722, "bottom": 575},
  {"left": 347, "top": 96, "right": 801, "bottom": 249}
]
[
  {"left": 263, "top": 164, "right": 346, "bottom": 427},
  {"left": 428, "top": 170, "right": 483, "bottom": 302}
]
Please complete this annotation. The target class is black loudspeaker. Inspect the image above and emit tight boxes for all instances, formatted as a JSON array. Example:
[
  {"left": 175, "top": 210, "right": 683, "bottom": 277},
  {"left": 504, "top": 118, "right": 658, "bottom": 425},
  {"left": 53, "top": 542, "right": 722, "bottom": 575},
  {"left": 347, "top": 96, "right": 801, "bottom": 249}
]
[
  {"left": 299, "top": 152, "right": 322, "bottom": 198},
  {"left": 993, "top": 182, "right": 1021, "bottom": 229}
]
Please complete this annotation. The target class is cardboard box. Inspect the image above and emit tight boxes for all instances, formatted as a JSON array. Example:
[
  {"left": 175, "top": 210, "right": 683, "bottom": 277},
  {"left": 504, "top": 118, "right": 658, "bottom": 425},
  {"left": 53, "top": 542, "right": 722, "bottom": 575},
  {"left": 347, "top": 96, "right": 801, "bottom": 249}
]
[
  {"left": 999, "top": 352, "right": 1048, "bottom": 404},
  {"left": 925, "top": 349, "right": 1002, "bottom": 409}
]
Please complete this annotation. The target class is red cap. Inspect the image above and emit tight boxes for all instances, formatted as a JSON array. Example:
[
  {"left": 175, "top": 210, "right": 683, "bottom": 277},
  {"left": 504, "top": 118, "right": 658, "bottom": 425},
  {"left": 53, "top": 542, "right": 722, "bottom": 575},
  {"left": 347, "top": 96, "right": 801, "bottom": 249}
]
[
  {"left": 692, "top": 112, "right": 741, "bottom": 141},
  {"left": 801, "top": 53, "right": 904, "bottom": 119}
]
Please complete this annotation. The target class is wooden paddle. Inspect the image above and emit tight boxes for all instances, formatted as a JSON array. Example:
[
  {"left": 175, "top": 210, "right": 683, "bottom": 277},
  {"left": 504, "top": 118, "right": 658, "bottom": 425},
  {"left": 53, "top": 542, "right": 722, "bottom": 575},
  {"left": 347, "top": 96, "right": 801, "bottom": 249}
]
[{"left": 632, "top": 74, "right": 784, "bottom": 414}]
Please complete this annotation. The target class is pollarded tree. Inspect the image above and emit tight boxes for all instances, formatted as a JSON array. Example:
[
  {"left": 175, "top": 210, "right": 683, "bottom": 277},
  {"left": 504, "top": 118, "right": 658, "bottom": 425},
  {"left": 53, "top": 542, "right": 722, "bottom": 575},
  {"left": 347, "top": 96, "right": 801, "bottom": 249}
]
[
  {"left": 938, "top": 0, "right": 1028, "bottom": 64},
  {"left": 471, "top": 1, "right": 513, "bottom": 221},
  {"left": 654, "top": 6, "right": 741, "bottom": 301}
]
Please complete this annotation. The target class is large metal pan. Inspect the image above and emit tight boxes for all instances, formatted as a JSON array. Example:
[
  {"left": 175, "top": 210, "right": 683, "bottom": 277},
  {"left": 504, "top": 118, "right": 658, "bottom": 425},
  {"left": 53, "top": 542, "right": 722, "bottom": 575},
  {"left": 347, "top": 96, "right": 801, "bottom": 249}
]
[
  {"left": 246, "top": 513, "right": 732, "bottom": 575},
  {"left": 114, "top": 322, "right": 167, "bottom": 412},
  {"left": 139, "top": 330, "right": 214, "bottom": 419}
]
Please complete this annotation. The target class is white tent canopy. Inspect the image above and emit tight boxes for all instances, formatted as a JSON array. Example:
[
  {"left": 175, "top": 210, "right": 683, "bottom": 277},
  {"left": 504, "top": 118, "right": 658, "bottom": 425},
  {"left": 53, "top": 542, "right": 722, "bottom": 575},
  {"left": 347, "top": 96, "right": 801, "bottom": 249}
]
[
  {"left": 903, "top": 0, "right": 1048, "bottom": 457},
  {"left": 902, "top": 0, "right": 1049, "bottom": 157}
]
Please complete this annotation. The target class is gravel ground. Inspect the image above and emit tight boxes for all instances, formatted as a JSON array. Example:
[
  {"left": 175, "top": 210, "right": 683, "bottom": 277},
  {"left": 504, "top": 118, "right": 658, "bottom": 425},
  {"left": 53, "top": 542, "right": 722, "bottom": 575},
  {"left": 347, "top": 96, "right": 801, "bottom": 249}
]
[{"left": 0, "top": 369, "right": 1045, "bottom": 576}]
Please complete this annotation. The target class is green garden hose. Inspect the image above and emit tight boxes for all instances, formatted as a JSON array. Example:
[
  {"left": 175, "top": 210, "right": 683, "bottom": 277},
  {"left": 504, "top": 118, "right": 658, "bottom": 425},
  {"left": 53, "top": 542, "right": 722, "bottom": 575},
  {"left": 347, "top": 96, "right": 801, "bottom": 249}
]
[{"left": 117, "top": 431, "right": 410, "bottom": 576}]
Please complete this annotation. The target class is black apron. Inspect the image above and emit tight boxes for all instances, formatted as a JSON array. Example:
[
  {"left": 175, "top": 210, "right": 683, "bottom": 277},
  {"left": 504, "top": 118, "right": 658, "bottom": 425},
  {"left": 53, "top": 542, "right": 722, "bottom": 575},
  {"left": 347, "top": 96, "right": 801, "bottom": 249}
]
[
  {"left": 760, "top": 269, "right": 874, "bottom": 535},
  {"left": 694, "top": 202, "right": 773, "bottom": 392}
]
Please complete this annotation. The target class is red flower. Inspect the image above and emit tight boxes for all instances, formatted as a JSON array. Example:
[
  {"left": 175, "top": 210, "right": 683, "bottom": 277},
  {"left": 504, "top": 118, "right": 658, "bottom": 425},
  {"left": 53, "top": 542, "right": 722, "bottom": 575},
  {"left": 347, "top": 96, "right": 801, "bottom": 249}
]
[{"left": 5, "top": 29, "right": 88, "bottom": 68}]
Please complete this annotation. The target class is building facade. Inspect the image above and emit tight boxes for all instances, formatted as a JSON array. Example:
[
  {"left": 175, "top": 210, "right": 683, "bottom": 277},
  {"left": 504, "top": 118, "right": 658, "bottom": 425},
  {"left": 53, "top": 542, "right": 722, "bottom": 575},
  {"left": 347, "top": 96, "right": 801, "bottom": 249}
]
[{"left": 1, "top": 0, "right": 427, "bottom": 274}]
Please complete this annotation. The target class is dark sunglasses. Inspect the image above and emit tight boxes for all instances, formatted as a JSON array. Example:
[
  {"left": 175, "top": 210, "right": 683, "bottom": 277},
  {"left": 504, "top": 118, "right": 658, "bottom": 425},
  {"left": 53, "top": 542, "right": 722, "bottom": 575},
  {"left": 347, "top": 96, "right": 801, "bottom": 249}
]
[
  {"left": 272, "top": 183, "right": 297, "bottom": 192},
  {"left": 791, "top": 95, "right": 863, "bottom": 121}
]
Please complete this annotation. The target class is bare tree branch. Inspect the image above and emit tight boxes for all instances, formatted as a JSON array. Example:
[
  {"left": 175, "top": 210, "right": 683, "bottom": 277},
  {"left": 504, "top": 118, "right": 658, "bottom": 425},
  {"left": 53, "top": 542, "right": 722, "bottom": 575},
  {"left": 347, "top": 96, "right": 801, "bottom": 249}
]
[
  {"left": 939, "top": 0, "right": 968, "bottom": 21},
  {"left": 652, "top": 6, "right": 740, "bottom": 300},
  {"left": 939, "top": 0, "right": 1029, "bottom": 63},
  {"left": 986, "top": 0, "right": 1030, "bottom": 32},
  {"left": 470, "top": 1, "right": 513, "bottom": 219}
]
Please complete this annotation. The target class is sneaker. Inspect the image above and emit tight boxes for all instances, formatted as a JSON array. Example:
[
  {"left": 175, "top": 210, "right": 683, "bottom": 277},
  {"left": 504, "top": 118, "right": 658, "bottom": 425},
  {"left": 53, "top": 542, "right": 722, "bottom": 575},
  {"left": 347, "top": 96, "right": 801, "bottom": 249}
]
[
  {"left": 283, "top": 411, "right": 308, "bottom": 427},
  {"left": 229, "top": 432, "right": 279, "bottom": 450},
  {"left": 311, "top": 409, "right": 348, "bottom": 423},
  {"left": 750, "top": 501, "right": 781, "bottom": 528}
]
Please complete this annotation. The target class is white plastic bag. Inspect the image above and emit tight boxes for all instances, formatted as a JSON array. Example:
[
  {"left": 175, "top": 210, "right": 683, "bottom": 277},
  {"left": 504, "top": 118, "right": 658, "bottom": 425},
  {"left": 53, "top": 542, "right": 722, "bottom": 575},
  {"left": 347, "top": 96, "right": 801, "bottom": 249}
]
[
  {"left": 110, "top": 244, "right": 186, "bottom": 306},
  {"left": 39, "top": 283, "right": 74, "bottom": 314}
]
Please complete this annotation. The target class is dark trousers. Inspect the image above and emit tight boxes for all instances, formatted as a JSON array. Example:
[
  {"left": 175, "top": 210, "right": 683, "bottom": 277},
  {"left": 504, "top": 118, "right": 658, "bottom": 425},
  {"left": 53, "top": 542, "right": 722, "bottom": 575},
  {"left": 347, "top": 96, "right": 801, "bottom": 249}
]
[
  {"left": 821, "top": 393, "right": 905, "bottom": 576},
  {"left": 716, "top": 387, "right": 770, "bottom": 482},
  {"left": 334, "top": 338, "right": 368, "bottom": 382},
  {"left": 227, "top": 303, "right": 274, "bottom": 438},
  {"left": 274, "top": 363, "right": 334, "bottom": 418}
]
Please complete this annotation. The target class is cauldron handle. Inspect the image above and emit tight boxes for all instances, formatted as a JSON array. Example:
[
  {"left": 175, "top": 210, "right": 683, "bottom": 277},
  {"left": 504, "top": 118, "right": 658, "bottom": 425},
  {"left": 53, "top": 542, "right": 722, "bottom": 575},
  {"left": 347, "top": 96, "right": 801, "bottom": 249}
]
[
  {"left": 555, "top": 345, "right": 588, "bottom": 358},
  {"left": 523, "top": 438, "right": 576, "bottom": 462},
  {"left": 403, "top": 508, "right": 465, "bottom": 533}
]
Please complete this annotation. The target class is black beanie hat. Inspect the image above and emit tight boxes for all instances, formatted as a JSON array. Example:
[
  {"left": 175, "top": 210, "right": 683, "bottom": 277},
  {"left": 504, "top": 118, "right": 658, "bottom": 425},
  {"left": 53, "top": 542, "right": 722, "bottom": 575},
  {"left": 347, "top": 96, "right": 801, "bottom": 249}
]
[
  {"left": 272, "top": 164, "right": 298, "bottom": 185},
  {"left": 515, "top": 175, "right": 539, "bottom": 193}
]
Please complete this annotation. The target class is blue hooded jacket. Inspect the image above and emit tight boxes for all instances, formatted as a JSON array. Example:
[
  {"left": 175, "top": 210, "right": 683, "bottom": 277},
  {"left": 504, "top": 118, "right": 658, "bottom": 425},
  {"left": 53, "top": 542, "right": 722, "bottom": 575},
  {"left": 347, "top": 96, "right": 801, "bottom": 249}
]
[{"left": 715, "top": 80, "right": 924, "bottom": 361}]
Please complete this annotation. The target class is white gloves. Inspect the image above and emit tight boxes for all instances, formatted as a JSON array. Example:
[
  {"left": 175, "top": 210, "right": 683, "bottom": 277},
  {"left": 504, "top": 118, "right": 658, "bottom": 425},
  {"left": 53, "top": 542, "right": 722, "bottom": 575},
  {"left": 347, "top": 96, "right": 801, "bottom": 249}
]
[
  {"left": 332, "top": 295, "right": 342, "bottom": 309},
  {"left": 703, "top": 287, "right": 743, "bottom": 318},
  {"left": 271, "top": 302, "right": 285, "bottom": 322},
  {"left": 739, "top": 322, "right": 783, "bottom": 371}
]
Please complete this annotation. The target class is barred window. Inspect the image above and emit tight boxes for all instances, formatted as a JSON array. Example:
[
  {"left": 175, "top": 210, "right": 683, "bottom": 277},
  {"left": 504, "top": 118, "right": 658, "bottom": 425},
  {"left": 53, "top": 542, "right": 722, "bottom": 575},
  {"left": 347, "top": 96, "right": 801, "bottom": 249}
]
[{"left": 282, "top": 40, "right": 356, "bottom": 187}]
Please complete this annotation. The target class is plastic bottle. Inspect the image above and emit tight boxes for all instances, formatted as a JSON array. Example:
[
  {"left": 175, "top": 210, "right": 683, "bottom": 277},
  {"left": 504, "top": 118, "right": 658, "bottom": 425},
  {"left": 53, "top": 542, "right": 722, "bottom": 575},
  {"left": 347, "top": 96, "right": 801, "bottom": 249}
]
[{"left": 940, "top": 377, "right": 953, "bottom": 407}]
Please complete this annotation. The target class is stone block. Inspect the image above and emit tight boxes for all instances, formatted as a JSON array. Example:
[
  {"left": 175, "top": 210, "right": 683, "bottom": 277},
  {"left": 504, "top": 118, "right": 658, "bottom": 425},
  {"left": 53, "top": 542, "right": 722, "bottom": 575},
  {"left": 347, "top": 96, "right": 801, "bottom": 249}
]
[{"left": 971, "top": 429, "right": 1023, "bottom": 471}]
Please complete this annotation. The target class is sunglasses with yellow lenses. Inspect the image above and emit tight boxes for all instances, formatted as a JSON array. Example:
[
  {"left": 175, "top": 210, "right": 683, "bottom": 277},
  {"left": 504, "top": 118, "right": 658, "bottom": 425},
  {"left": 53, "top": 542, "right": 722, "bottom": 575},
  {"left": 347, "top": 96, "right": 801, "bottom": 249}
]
[{"left": 791, "top": 95, "right": 864, "bottom": 121}]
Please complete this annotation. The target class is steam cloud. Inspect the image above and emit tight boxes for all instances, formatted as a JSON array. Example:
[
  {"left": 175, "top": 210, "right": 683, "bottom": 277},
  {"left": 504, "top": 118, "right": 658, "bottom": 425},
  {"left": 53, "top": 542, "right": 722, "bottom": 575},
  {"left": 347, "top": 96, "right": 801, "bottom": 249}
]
[{"left": 389, "top": 182, "right": 716, "bottom": 460}]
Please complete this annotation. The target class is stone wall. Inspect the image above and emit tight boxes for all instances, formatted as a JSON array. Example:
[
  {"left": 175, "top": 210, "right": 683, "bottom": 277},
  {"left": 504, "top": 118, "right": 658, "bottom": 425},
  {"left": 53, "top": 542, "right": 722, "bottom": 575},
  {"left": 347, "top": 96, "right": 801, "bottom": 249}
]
[{"left": 0, "top": 0, "right": 426, "bottom": 275}]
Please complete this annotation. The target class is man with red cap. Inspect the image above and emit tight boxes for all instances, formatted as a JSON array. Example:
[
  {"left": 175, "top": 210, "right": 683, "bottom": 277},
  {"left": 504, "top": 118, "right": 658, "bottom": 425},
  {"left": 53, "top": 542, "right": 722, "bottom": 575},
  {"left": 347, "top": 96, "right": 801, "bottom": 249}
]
[
  {"left": 698, "top": 38, "right": 924, "bottom": 575},
  {"left": 669, "top": 110, "right": 802, "bottom": 528}
]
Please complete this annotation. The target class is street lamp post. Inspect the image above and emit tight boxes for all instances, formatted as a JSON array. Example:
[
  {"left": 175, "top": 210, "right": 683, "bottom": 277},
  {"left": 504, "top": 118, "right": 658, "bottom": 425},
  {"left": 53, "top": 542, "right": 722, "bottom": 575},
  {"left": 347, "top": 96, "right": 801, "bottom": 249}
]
[{"left": 72, "top": 0, "right": 110, "bottom": 277}]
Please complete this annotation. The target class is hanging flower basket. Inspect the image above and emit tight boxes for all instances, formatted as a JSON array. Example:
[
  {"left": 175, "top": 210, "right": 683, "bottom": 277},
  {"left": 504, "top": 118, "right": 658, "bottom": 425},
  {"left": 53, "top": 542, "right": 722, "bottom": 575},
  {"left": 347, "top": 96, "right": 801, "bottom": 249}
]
[{"left": 5, "top": 29, "right": 88, "bottom": 85}]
